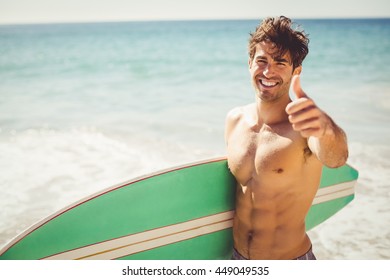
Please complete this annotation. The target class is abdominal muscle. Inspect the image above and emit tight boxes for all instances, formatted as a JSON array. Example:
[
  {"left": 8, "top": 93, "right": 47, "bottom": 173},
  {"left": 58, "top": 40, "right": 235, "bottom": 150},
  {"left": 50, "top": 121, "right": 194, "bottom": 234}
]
[{"left": 231, "top": 161, "right": 322, "bottom": 259}]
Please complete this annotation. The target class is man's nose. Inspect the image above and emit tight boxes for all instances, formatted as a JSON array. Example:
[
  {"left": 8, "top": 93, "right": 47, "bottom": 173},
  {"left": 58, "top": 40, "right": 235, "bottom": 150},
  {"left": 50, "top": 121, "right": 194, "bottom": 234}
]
[{"left": 263, "top": 64, "right": 274, "bottom": 77}]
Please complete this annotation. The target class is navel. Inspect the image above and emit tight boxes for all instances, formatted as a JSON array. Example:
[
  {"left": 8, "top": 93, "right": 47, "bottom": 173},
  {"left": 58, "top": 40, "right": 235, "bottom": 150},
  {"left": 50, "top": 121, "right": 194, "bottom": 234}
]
[{"left": 247, "top": 230, "right": 254, "bottom": 243}]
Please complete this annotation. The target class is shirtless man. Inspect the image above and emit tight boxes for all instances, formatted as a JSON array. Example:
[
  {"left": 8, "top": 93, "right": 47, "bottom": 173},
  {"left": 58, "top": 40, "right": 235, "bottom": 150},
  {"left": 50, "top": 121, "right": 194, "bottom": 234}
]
[{"left": 225, "top": 16, "right": 349, "bottom": 260}]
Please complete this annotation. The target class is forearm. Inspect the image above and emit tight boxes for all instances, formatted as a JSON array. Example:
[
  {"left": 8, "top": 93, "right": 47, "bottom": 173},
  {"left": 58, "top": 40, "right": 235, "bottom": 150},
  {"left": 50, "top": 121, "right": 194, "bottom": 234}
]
[{"left": 308, "top": 117, "right": 349, "bottom": 168}]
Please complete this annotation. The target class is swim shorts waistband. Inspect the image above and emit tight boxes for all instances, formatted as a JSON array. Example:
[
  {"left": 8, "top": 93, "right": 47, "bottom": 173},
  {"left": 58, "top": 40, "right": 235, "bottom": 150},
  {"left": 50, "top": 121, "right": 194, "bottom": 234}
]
[{"left": 231, "top": 247, "right": 316, "bottom": 260}]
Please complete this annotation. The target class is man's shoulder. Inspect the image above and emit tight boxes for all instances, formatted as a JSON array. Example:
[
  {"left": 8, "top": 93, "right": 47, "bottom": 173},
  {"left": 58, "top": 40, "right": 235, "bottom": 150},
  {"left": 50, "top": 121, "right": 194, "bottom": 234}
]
[
  {"left": 226, "top": 103, "right": 255, "bottom": 123},
  {"left": 225, "top": 104, "right": 255, "bottom": 142}
]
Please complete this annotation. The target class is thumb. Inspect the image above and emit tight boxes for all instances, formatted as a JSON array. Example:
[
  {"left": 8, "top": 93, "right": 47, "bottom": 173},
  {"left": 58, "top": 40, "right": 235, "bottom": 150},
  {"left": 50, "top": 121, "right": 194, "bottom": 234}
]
[{"left": 291, "top": 75, "right": 307, "bottom": 99}]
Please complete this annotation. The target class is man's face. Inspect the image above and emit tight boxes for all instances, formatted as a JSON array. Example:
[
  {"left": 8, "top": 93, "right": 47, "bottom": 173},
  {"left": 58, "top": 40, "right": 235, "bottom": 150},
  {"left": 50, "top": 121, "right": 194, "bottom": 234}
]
[{"left": 249, "top": 41, "right": 301, "bottom": 103}]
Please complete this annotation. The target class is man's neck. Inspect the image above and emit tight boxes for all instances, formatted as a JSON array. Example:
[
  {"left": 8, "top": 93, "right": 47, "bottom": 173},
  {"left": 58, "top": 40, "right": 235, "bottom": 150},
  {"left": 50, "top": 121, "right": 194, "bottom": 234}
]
[{"left": 255, "top": 96, "right": 291, "bottom": 126}]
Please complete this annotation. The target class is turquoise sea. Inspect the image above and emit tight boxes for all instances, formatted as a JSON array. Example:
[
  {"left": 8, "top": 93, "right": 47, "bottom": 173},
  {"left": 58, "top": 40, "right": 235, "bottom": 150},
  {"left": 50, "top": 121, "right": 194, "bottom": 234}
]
[{"left": 0, "top": 19, "right": 389, "bottom": 259}]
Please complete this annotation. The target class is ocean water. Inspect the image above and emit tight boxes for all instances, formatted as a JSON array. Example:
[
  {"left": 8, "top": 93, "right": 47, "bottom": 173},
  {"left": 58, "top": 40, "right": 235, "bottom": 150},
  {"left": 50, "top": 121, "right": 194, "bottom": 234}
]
[{"left": 0, "top": 19, "right": 389, "bottom": 259}]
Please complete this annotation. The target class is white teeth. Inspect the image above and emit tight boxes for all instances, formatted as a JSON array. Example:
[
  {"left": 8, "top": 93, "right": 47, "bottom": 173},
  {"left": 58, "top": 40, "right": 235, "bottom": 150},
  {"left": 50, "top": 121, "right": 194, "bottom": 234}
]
[{"left": 261, "top": 80, "right": 277, "bottom": 87}]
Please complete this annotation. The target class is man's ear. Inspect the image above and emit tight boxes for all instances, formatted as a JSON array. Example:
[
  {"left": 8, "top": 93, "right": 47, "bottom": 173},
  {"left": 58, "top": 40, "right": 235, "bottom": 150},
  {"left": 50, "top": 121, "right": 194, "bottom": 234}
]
[
  {"left": 293, "top": 65, "right": 302, "bottom": 75},
  {"left": 248, "top": 58, "right": 252, "bottom": 68}
]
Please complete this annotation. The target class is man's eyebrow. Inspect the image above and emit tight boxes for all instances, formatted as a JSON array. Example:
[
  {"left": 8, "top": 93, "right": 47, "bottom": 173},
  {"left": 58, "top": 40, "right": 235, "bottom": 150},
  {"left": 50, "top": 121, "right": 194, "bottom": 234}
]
[
  {"left": 274, "top": 57, "right": 290, "bottom": 63},
  {"left": 255, "top": 55, "right": 267, "bottom": 60}
]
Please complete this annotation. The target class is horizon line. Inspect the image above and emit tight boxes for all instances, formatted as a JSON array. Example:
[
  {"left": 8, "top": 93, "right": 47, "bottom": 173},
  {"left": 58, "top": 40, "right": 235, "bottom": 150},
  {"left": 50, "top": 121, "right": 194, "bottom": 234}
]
[{"left": 1, "top": 16, "right": 389, "bottom": 26}]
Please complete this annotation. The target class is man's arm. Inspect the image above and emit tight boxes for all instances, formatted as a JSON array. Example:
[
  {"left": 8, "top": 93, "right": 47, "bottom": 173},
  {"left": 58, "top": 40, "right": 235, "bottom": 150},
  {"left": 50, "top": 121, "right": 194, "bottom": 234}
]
[
  {"left": 307, "top": 116, "right": 348, "bottom": 168},
  {"left": 285, "top": 75, "right": 348, "bottom": 168}
]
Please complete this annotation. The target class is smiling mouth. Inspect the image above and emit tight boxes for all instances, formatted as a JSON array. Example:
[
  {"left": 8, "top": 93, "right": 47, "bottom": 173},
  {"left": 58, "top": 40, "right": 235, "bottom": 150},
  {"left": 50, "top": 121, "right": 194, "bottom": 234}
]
[{"left": 259, "top": 79, "right": 278, "bottom": 88}]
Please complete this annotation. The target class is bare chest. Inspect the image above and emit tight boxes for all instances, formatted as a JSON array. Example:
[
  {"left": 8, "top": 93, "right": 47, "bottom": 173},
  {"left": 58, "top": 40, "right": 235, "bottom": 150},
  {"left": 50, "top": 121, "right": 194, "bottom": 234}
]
[{"left": 227, "top": 125, "right": 309, "bottom": 186}]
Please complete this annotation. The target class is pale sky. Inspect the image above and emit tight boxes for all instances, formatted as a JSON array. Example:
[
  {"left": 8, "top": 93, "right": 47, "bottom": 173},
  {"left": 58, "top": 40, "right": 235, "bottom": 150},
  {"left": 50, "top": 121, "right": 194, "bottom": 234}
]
[{"left": 0, "top": 0, "right": 389, "bottom": 24}]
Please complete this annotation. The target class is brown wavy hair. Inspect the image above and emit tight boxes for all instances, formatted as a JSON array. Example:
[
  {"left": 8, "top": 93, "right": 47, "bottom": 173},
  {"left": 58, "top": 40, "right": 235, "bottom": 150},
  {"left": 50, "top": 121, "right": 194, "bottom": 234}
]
[{"left": 248, "top": 16, "right": 309, "bottom": 69}]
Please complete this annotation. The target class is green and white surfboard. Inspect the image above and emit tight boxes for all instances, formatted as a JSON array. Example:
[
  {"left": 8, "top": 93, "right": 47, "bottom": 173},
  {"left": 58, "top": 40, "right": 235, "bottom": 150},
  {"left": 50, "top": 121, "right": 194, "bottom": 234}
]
[{"left": 0, "top": 158, "right": 358, "bottom": 260}]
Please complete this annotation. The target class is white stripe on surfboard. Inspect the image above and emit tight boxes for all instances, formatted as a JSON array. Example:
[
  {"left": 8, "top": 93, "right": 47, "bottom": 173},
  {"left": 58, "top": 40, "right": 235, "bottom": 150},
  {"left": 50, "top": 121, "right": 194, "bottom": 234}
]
[
  {"left": 43, "top": 180, "right": 356, "bottom": 260},
  {"left": 312, "top": 180, "right": 355, "bottom": 205},
  {"left": 43, "top": 211, "right": 234, "bottom": 260}
]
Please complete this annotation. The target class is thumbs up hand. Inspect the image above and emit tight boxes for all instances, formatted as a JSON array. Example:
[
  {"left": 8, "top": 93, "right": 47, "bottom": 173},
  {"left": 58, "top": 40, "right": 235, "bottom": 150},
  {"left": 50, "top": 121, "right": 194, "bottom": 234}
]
[{"left": 285, "top": 75, "right": 330, "bottom": 138}]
